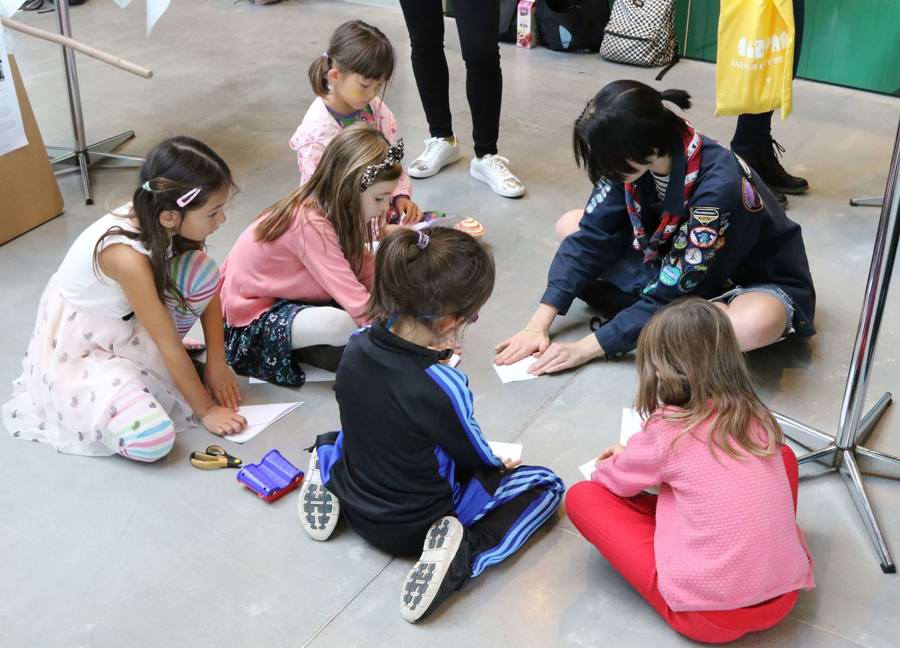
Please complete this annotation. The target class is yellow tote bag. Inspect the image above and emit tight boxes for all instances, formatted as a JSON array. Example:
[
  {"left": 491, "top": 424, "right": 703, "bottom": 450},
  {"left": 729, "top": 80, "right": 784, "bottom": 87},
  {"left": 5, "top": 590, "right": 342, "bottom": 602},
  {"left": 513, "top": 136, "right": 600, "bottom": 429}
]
[{"left": 716, "top": 0, "right": 795, "bottom": 119}]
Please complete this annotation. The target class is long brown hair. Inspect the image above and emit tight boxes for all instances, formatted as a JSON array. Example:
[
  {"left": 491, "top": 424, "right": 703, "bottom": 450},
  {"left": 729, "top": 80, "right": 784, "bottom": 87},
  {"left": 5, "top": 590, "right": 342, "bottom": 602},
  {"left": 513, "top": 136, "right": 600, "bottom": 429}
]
[
  {"left": 254, "top": 124, "right": 400, "bottom": 274},
  {"left": 366, "top": 228, "right": 495, "bottom": 341},
  {"left": 308, "top": 20, "right": 395, "bottom": 98},
  {"left": 634, "top": 298, "right": 783, "bottom": 458},
  {"left": 93, "top": 136, "right": 235, "bottom": 311}
]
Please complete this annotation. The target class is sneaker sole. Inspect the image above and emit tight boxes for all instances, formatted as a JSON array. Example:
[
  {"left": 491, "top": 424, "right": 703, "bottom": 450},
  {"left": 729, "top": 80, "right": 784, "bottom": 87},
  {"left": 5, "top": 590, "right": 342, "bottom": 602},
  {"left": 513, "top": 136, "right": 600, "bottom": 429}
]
[
  {"left": 769, "top": 184, "right": 809, "bottom": 195},
  {"left": 297, "top": 451, "right": 339, "bottom": 541},
  {"left": 400, "top": 516, "right": 464, "bottom": 623},
  {"left": 408, "top": 151, "right": 461, "bottom": 179},
  {"left": 469, "top": 166, "right": 525, "bottom": 198}
]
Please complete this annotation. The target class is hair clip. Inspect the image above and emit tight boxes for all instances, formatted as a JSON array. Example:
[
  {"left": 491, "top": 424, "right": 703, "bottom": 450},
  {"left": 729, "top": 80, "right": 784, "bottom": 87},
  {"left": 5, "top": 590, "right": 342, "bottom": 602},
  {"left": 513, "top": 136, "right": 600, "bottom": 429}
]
[
  {"left": 176, "top": 187, "right": 201, "bottom": 208},
  {"left": 361, "top": 139, "right": 405, "bottom": 190},
  {"left": 141, "top": 180, "right": 153, "bottom": 192},
  {"left": 416, "top": 231, "right": 430, "bottom": 249}
]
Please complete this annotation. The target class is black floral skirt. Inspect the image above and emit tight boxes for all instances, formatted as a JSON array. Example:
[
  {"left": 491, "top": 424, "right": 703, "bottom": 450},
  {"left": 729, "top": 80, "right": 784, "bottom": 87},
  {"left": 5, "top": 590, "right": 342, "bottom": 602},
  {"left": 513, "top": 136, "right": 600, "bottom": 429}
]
[{"left": 224, "top": 299, "right": 310, "bottom": 386}]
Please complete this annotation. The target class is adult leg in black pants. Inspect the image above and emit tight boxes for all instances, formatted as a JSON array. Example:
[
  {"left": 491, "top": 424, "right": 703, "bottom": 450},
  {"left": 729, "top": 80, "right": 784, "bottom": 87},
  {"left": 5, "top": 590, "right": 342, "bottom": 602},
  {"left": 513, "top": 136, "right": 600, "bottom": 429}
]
[
  {"left": 399, "top": 0, "right": 525, "bottom": 198},
  {"left": 731, "top": 0, "right": 807, "bottom": 201}
]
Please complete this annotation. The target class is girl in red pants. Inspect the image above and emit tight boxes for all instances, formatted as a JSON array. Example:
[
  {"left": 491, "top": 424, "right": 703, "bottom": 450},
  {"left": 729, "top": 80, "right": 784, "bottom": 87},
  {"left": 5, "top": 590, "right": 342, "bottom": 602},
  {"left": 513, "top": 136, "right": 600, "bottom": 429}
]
[{"left": 566, "top": 298, "right": 814, "bottom": 644}]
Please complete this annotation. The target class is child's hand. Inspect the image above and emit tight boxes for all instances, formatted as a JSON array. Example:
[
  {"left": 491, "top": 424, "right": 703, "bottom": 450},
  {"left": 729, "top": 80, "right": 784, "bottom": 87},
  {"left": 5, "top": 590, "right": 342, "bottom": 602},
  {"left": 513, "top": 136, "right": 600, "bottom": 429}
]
[
  {"left": 204, "top": 361, "right": 242, "bottom": 411},
  {"left": 201, "top": 405, "right": 247, "bottom": 437},
  {"left": 501, "top": 457, "right": 522, "bottom": 470},
  {"left": 597, "top": 444, "right": 626, "bottom": 462},
  {"left": 495, "top": 329, "right": 549, "bottom": 365},
  {"left": 394, "top": 197, "right": 424, "bottom": 225}
]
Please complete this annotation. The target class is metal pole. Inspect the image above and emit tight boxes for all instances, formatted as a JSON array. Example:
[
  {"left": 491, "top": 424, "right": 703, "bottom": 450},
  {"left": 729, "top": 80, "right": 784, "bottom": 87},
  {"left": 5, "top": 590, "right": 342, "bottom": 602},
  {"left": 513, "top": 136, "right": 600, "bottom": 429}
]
[
  {"left": 55, "top": 0, "right": 92, "bottom": 204},
  {"left": 835, "top": 122, "right": 900, "bottom": 449}
]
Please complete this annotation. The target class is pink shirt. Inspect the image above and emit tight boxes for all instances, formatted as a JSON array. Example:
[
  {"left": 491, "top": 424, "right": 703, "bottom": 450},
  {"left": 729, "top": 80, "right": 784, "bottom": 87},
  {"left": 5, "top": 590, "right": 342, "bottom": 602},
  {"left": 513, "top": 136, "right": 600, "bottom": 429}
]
[
  {"left": 220, "top": 205, "right": 374, "bottom": 328},
  {"left": 289, "top": 96, "right": 412, "bottom": 200},
  {"left": 592, "top": 408, "right": 815, "bottom": 612}
]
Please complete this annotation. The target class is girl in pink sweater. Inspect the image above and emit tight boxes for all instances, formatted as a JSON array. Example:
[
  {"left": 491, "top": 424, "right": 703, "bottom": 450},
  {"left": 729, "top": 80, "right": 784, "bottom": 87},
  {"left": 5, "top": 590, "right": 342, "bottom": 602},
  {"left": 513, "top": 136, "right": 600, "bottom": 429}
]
[
  {"left": 220, "top": 125, "right": 402, "bottom": 386},
  {"left": 566, "top": 298, "right": 814, "bottom": 644},
  {"left": 289, "top": 20, "right": 422, "bottom": 229}
]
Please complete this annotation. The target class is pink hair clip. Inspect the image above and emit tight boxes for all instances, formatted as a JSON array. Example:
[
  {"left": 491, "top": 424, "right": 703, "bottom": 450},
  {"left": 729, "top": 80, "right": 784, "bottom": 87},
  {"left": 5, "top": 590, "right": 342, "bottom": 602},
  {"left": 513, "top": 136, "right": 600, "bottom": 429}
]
[{"left": 176, "top": 187, "right": 201, "bottom": 208}]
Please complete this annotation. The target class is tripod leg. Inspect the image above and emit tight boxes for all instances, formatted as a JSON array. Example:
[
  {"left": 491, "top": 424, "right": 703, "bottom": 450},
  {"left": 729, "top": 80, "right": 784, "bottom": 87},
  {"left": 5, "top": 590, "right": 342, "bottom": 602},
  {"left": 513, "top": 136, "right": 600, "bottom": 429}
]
[{"left": 839, "top": 450, "right": 896, "bottom": 573}]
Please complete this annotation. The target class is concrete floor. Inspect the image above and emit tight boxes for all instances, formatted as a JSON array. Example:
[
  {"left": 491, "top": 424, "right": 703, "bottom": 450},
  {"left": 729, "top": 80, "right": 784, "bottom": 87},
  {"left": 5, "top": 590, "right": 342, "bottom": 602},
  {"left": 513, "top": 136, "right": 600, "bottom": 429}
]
[{"left": 2, "top": 1, "right": 899, "bottom": 647}]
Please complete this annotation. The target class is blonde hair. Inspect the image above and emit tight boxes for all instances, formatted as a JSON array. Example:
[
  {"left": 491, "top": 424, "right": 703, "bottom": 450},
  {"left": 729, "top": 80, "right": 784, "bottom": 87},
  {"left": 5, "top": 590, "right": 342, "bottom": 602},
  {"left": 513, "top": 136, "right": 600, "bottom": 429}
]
[
  {"left": 634, "top": 298, "right": 783, "bottom": 459},
  {"left": 254, "top": 124, "right": 400, "bottom": 274}
]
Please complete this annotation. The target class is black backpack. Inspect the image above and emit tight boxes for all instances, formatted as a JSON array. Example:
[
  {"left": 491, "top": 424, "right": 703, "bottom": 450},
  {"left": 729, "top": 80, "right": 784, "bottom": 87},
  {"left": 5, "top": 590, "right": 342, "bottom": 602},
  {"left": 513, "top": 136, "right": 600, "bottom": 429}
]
[
  {"left": 537, "top": 0, "right": 610, "bottom": 52},
  {"left": 499, "top": 0, "right": 519, "bottom": 43}
]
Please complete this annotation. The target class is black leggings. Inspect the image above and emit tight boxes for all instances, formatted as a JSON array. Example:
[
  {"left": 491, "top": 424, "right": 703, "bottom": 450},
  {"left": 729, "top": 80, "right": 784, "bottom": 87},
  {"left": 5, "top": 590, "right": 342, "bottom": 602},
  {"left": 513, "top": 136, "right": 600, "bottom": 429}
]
[
  {"left": 731, "top": 0, "right": 805, "bottom": 151},
  {"left": 398, "top": 0, "right": 502, "bottom": 158}
]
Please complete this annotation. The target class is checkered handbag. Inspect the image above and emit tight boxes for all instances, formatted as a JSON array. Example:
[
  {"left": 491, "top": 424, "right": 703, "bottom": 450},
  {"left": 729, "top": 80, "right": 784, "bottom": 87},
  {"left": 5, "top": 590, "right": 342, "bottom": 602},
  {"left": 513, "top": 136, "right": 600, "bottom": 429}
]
[{"left": 600, "top": 0, "right": 677, "bottom": 67}]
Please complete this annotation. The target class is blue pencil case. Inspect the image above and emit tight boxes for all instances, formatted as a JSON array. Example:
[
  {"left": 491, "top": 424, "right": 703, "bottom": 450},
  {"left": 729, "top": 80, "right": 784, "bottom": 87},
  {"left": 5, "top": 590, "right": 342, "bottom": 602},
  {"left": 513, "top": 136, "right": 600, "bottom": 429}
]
[{"left": 236, "top": 449, "right": 304, "bottom": 503}]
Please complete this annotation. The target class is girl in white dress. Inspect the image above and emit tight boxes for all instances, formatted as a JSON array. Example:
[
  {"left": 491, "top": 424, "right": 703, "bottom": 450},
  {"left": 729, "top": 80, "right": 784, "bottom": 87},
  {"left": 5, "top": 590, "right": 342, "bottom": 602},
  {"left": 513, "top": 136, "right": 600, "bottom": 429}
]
[{"left": 2, "top": 136, "right": 246, "bottom": 461}]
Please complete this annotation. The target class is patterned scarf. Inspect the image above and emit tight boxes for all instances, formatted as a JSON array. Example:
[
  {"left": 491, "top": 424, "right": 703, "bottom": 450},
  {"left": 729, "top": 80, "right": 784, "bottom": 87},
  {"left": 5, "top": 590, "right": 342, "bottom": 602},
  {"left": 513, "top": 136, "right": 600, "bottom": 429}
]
[{"left": 624, "top": 124, "right": 703, "bottom": 263}]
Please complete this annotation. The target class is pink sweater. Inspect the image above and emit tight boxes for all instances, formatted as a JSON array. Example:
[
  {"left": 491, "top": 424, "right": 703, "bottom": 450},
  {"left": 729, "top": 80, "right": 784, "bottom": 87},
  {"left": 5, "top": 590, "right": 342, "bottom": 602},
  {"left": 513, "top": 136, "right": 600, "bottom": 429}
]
[
  {"left": 220, "top": 205, "right": 374, "bottom": 328},
  {"left": 289, "top": 96, "right": 412, "bottom": 200},
  {"left": 592, "top": 408, "right": 815, "bottom": 612}
]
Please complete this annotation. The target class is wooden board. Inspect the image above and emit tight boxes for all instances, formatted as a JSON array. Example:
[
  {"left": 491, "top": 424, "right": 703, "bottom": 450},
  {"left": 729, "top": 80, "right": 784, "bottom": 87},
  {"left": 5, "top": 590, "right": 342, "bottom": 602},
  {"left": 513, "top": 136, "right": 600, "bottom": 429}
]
[{"left": 0, "top": 54, "right": 64, "bottom": 246}]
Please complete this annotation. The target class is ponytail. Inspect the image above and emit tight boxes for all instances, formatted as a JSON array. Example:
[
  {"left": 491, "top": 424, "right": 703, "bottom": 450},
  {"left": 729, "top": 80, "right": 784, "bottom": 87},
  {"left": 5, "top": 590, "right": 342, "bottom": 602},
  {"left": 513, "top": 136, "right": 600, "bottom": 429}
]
[
  {"left": 308, "top": 53, "right": 331, "bottom": 98},
  {"left": 660, "top": 88, "right": 691, "bottom": 110}
]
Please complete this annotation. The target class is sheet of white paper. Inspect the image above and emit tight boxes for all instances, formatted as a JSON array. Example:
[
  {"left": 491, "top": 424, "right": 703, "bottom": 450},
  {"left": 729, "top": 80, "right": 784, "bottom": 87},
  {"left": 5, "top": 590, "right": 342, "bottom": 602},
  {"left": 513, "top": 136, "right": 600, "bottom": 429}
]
[
  {"left": 113, "top": 0, "right": 132, "bottom": 9},
  {"left": 488, "top": 441, "right": 522, "bottom": 462},
  {"left": 0, "top": 1, "right": 23, "bottom": 18},
  {"left": 493, "top": 357, "right": 537, "bottom": 383},
  {"left": 147, "top": 0, "right": 171, "bottom": 35},
  {"left": 249, "top": 364, "right": 335, "bottom": 384},
  {"left": 223, "top": 402, "right": 302, "bottom": 444},
  {"left": 620, "top": 407, "right": 645, "bottom": 445},
  {"left": 579, "top": 459, "right": 597, "bottom": 480},
  {"left": 0, "top": 28, "right": 27, "bottom": 156}
]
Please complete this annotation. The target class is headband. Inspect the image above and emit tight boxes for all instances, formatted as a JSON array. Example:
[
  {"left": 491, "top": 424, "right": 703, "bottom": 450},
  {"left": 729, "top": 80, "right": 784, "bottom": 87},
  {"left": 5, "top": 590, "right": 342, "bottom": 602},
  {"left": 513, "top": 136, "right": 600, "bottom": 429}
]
[{"left": 360, "top": 139, "right": 404, "bottom": 190}]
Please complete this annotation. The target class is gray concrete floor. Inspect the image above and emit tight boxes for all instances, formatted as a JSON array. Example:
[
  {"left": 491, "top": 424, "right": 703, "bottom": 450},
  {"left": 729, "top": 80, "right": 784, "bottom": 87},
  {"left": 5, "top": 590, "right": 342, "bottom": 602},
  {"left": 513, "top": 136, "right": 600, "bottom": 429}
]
[{"left": 2, "top": 1, "right": 899, "bottom": 647}]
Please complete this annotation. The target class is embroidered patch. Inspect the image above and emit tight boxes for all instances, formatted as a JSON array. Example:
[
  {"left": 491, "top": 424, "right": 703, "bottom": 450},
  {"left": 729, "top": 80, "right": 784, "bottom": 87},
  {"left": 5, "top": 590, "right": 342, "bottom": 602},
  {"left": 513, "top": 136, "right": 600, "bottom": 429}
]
[
  {"left": 741, "top": 178, "right": 764, "bottom": 212},
  {"left": 714, "top": 235, "right": 726, "bottom": 250},
  {"left": 673, "top": 231, "right": 689, "bottom": 250},
  {"left": 659, "top": 265, "right": 682, "bottom": 286},
  {"left": 691, "top": 206, "right": 720, "bottom": 225},
  {"left": 684, "top": 247, "right": 704, "bottom": 265},
  {"left": 643, "top": 281, "right": 659, "bottom": 295},
  {"left": 679, "top": 265, "right": 708, "bottom": 292},
  {"left": 689, "top": 226, "right": 718, "bottom": 249}
]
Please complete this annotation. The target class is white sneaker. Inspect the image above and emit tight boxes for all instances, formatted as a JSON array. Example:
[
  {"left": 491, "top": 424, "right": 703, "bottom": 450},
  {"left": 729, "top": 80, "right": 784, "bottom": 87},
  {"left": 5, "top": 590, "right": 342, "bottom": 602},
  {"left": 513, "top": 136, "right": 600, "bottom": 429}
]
[
  {"left": 469, "top": 154, "right": 525, "bottom": 198},
  {"left": 297, "top": 447, "right": 340, "bottom": 541},
  {"left": 408, "top": 137, "right": 461, "bottom": 179}
]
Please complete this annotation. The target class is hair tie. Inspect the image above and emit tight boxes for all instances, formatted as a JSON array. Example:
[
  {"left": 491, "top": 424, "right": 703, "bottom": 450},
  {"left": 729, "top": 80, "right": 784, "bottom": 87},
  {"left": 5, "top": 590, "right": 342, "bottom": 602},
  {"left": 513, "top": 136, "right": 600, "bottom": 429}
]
[
  {"left": 416, "top": 231, "right": 430, "bottom": 249},
  {"left": 141, "top": 180, "right": 153, "bottom": 192},
  {"left": 321, "top": 52, "right": 329, "bottom": 60}
]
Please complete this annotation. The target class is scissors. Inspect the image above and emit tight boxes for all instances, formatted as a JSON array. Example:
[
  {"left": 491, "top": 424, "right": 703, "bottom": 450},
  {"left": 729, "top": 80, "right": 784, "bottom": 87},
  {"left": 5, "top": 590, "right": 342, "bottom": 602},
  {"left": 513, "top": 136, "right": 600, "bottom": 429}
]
[{"left": 189, "top": 445, "right": 243, "bottom": 470}]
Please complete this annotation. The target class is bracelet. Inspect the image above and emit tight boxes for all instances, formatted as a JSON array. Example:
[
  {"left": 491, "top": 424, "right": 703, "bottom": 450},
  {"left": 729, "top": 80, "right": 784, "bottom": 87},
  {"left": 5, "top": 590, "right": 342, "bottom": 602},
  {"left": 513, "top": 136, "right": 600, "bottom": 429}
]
[{"left": 522, "top": 327, "right": 549, "bottom": 337}]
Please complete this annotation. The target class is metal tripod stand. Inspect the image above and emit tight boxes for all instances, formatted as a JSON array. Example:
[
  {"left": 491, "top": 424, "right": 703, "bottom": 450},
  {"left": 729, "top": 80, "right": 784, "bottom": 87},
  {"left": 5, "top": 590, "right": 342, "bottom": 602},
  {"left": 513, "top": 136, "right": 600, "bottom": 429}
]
[
  {"left": 44, "top": 0, "right": 142, "bottom": 205},
  {"left": 774, "top": 119, "right": 900, "bottom": 574}
]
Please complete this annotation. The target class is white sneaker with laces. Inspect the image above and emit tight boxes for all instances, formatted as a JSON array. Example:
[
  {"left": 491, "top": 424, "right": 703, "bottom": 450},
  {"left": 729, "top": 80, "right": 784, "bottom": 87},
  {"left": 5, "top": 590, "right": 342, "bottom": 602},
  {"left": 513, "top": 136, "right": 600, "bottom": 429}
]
[
  {"left": 408, "top": 137, "right": 461, "bottom": 179},
  {"left": 469, "top": 154, "right": 525, "bottom": 198}
]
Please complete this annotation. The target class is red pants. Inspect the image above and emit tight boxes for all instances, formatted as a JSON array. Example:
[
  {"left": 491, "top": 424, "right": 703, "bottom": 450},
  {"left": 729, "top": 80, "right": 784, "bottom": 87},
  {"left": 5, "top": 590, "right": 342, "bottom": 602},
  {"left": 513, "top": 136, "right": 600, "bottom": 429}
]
[{"left": 565, "top": 445, "right": 800, "bottom": 644}]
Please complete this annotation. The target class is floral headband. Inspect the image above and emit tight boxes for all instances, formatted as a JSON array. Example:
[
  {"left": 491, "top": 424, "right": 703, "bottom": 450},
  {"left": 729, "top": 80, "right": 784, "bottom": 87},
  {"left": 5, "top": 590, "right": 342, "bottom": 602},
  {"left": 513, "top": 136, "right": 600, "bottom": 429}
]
[{"left": 360, "top": 139, "right": 404, "bottom": 191}]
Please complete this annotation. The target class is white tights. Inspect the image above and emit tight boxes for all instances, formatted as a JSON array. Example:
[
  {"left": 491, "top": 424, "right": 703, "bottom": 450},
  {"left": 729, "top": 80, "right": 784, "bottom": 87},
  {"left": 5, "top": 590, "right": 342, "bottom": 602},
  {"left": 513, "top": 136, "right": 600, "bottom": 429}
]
[{"left": 290, "top": 306, "right": 359, "bottom": 349}]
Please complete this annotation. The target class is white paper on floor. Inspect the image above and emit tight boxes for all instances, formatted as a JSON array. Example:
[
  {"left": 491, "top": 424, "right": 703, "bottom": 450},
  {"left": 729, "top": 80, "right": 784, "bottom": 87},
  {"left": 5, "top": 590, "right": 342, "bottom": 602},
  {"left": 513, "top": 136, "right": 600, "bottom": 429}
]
[
  {"left": 488, "top": 441, "right": 522, "bottom": 462},
  {"left": 249, "top": 364, "right": 335, "bottom": 384},
  {"left": 223, "top": 402, "right": 303, "bottom": 444},
  {"left": 577, "top": 408, "right": 648, "bottom": 480},
  {"left": 578, "top": 459, "right": 597, "bottom": 481},
  {"left": 493, "top": 357, "right": 537, "bottom": 383}
]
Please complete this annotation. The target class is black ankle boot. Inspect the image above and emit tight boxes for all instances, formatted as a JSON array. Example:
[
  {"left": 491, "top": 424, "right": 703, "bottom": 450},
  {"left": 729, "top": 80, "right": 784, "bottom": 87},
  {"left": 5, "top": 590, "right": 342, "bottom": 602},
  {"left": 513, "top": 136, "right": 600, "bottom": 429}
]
[{"left": 738, "top": 139, "right": 809, "bottom": 195}]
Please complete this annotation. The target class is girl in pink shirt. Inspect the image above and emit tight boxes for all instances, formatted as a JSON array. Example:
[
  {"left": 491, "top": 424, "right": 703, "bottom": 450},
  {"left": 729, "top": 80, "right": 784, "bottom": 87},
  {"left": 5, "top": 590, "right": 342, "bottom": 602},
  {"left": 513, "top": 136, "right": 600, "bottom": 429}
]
[
  {"left": 220, "top": 125, "right": 402, "bottom": 386},
  {"left": 566, "top": 298, "right": 814, "bottom": 644},
  {"left": 289, "top": 20, "right": 422, "bottom": 229}
]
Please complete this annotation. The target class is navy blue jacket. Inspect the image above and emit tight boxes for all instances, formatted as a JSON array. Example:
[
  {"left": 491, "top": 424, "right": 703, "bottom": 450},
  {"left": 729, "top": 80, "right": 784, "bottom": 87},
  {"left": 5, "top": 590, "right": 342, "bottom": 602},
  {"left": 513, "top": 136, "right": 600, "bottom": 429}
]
[{"left": 542, "top": 135, "right": 816, "bottom": 357}]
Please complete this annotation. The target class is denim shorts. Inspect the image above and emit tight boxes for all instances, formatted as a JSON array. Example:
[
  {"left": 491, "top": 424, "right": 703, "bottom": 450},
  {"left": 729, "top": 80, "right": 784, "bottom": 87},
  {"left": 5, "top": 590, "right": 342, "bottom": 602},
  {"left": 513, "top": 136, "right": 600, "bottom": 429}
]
[{"left": 711, "top": 283, "right": 796, "bottom": 338}]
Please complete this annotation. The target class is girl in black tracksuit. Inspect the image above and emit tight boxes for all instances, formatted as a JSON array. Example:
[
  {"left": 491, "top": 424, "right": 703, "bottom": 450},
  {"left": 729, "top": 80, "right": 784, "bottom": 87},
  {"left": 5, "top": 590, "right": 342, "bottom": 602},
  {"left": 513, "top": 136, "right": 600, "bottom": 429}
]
[{"left": 298, "top": 228, "right": 564, "bottom": 623}]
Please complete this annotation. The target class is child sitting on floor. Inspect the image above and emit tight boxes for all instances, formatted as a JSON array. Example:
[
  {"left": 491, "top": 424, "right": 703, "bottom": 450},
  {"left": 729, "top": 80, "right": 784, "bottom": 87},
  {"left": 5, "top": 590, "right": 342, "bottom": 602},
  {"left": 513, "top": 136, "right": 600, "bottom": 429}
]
[
  {"left": 2, "top": 137, "right": 246, "bottom": 460},
  {"left": 220, "top": 124, "right": 401, "bottom": 385},
  {"left": 566, "top": 298, "right": 814, "bottom": 644},
  {"left": 289, "top": 19, "right": 422, "bottom": 229},
  {"left": 298, "top": 227, "right": 565, "bottom": 623}
]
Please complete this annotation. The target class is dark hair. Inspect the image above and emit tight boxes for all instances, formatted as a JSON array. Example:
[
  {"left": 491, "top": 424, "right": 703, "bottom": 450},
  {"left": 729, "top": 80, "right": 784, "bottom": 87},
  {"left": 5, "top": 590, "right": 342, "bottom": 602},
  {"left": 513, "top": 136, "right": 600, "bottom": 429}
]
[
  {"left": 255, "top": 124, "right": 401, "bottom": 275},
  {"left": 94, "top": 136, "right": 235, "bottom": 311},
  {"left": 308, "top": 20, "right": 395, "bottom": 98},
  {"left": 366, "top": 228, "right": 495, "bottom": 338},
  {"left": 573, "top": 80, "right": 692, "bottom": 184}
]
